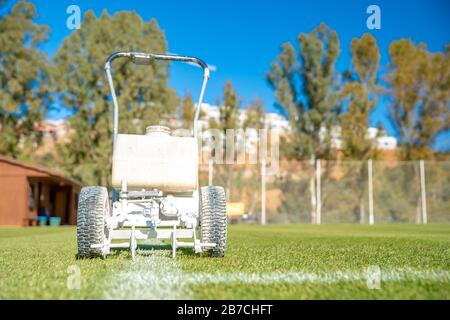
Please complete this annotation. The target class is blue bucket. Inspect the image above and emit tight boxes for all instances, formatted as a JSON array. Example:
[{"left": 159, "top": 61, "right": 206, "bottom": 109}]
[
  {"left": 49, "top": 217, "right": 61, "bottom": 227},
  {"left": 37, "top": 216, "right": 48, "bottom": 226}
]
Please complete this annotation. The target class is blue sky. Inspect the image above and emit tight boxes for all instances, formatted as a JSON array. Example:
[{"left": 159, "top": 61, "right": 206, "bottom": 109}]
[{"left": 4, "top": 0, "right": 450, "bottom": 149}]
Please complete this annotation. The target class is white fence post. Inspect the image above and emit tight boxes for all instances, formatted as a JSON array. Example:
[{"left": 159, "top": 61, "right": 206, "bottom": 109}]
[
  {"left": 261, "top": 159, "right": 266, "bottom": 225},
  {"left": 419, "top": 160, "right": 428, "bottom": 224},
  {"left": 310, "top": 158, "right": 316, "bottom": 224},
  {"left": 316, "top": 159, "right": 321, "bottom": 225},
  {"left": 208, "top": 158, "right": 213, "bottom": 186},
  {"left": 368, "top": 159, "right": 374, "bottom": 225}
]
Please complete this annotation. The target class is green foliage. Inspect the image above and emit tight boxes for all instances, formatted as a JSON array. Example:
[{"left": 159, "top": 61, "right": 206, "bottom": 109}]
[
  {"left": 1, "top": 0, "right": 449, "bottom": 196},
  {"left": 209, "top": 81, "right": 240, "bottom": 131},
  {"left": 53, "top": 10, "right": 178, "bottom": 186},
  {"left": 0, "top": 0, "right": 51, "bottom": 159},
  {"left": 216, "top": 94, "right": 264, "bottom": 210},
  {"left": 179, "top": 92, "right": 195, "bottom": 130},
  {"left": 388, "top": 39, "right": 450, "bottom": 160},
  {"left": 207, "top": 84, "right": 264, "bottom": 206},
  {"left": 208, "top": 81, "right": 242, "bottom": 200},
  {"left": 243, "top": 98, "right": 265, "bottom": 130},
  {"left": 267, "top": 23, "right": 341, "bottom": 160},
  {"left": 220, "top": 80, "right": 240, "bottom": 130},
  {"left": 339, "top": 33, "right": 381, "bottom": 161},
  {"left": 337, "top": 34, "right": 382, "bottom": 217}
]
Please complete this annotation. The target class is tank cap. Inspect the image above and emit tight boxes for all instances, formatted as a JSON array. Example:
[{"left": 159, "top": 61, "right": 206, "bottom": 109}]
[{"left": 145, "top": 125, "right": 171, "bottom": 136}]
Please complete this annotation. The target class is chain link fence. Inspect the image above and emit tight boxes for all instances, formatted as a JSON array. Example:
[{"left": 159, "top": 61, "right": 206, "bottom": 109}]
[{"left": 202, "top": 160, "right": 450, "bottom": 224}]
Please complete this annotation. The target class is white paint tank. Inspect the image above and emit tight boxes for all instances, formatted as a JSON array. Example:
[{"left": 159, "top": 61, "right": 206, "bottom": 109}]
[{"left": 112, "top": 127, "right": 198, "bottom": 192}]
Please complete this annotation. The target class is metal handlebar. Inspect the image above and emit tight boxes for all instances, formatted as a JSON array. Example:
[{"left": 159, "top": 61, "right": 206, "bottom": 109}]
[{"left": 104, "top": 52, "right": 210, "bottom": 148}]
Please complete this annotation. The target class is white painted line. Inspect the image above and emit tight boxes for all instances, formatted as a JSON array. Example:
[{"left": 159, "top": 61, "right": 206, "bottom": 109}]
[
  {"left": 103, "top": 250, "right": 191, "bottom": 300},
  {"left": 181, "top": 269, "right": 450, "bottom": 285},
  {"left": 103, "top": 250, "right": 450, "bottom": 299}
]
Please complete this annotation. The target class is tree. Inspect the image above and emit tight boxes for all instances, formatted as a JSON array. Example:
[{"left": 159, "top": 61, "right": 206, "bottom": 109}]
[
  {"left": 243, "top": 97, "right": 265, "bottom": 130},
  {"left": 179, "top": 92, "right": 195, "bottom": 130},
  {"left": 267, "top": 23, "right": 340, "bottom": 160},
  {"left": 337, "top": 33, "right": 381, "bottom": 222},
  {"left": 266, "top": 23, "right": 340, "bottom": 222},
  {"left": 209, "top": 81, "right": 240, "bottom": 131},
  {"left": 0, "top": 0, "right": 51, "bottom": 159},
  {"left": 387, "top": 39, "right": 450, "bottom": 160},
  {"left": 53, "top": 10, "right": 178, "bottom": 186},
  {"left": 339, "top": 33, "right": 380, "bottom": 160},
  {"left": 386, "top": 40, "right": 449, "bottom": 222},
  {"left": 208, "top": 81, "right": 241, "bottom": 200},
  {"left": 242, "top": 98, "right": 265, "bottom": 220}
]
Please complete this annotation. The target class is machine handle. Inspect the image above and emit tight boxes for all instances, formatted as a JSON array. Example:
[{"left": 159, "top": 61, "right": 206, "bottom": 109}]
[{"left": 104, "top": 51, "right": 210, "bottom": 148}]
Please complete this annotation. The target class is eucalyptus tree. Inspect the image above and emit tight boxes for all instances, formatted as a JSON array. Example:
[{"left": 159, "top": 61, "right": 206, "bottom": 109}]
[
  {"left": 53, "top": 10, "right": 178, "bottom": 186},
  {"left": 0, "top": 0, "right": 51, "bottom": 159}
]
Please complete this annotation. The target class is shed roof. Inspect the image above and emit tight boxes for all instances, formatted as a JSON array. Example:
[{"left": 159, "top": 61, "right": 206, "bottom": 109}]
[{"left": 0, "top": 155, "right": 82, "bottom": 187}]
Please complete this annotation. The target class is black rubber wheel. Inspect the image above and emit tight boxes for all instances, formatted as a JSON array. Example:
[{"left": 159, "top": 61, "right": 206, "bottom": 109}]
[
  {"left": 200, "top": 186, "right": 227, "bottom": 257},
  {"left": 77, "top": 186, "right": 110, "bottom": 258}
]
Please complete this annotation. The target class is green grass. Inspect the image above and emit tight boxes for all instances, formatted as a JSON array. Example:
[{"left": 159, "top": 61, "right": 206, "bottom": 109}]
[{"left": 0, "top": 224, "right": 449, "bottom": 299}]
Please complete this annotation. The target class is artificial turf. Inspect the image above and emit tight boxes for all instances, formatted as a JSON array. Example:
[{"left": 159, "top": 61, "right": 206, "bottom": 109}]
[{"left": 0, "top": 224, "right": 449, "bottom": 299}]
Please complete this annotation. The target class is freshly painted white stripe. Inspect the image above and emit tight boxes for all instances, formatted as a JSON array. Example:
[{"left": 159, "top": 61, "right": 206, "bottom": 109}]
[
  {"left": 103, "top": 250, "right": 191, "bottom": 300},
  {"left": 103, "top": 250, "right": 450, "bottom": 299},
  {"left": 180, "top": 269, "right": 450, "bottom": 285}
]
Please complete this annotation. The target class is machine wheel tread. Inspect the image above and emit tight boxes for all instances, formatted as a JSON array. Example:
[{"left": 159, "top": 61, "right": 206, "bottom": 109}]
[
  {"left": 77, "top": 186, "right": 109, "bottom": 258},
  {"left": 200, "top": 186, "right": 227, "bottom": 257}
]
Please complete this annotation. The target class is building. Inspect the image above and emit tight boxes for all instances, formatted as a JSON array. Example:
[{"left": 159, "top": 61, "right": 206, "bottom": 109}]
[
  {"left": 199, "top": 103, "right": 397, "bottom": 151},
  {"left": 35, "top": 119, "right": 69, "bottom": 158},
  {"left": 323, "top": 126, "right": 397, "bottom": 151},
  {"left": 0, "top": 156, "right": 81, "bottom": 226},
  {"left": 366, "top": 127, "right": 397, "bottom": 150},
  {"left": 38, "top": 105, "right": 398, "bottom": 153},
  {"left": 199, "top": 103, "right": 289, "bottom": 132},
  {"left": 35, "top": 119, "right": 68, "bottom": 141}
]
